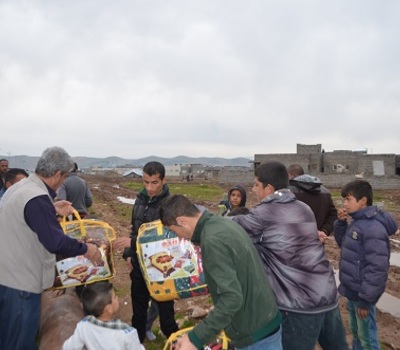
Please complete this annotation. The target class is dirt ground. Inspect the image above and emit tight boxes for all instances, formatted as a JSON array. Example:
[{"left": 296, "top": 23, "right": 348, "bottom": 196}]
[{"left": 86, "top": 173, "right": 400, "bottom": 349}]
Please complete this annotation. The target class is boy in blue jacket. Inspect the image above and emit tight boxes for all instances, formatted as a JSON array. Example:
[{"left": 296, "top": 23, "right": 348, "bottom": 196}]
[{"left": 334, "top": 180, "right": 398, "bottom": 350}]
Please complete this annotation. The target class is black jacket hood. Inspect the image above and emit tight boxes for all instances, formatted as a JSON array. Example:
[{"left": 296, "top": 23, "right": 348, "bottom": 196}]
[{"left": 289, "top": 174, "right": 322, "bottom": 194}]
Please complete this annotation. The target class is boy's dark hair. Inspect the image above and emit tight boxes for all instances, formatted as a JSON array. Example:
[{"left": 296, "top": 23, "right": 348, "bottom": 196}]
[
  {"left": 287, "top": 164, "right": 304, "bottom": 178},
  {"left": 159, "top": 195, "right": 200, "bottom": 226},
  {"left": 227, "top": 207, "right": 250, "bottom": 216},
  {"left": 143, "top": 161, "right": 165, "bottom": 179},
  {"left": 5, "top": 168, "right": 29, "bottom": 183},
  {"left": 73, "top": 162, "right": 79, "bottom": 172},
  {"left": 255, "top": 161, "right": 289, "bottom": 190},
  {"left": 341, "top": 180, "right": 373, "bottom": 206},
  {"left": 81, "top": 281, "right": 113, "bottom": 317}
]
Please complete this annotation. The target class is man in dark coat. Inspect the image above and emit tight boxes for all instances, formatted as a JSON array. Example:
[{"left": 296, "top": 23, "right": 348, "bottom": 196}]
[
  {"left": 233, "top": 162, "right": 348, "bottom": 350},
  {"left": 114, "top": 162, "right": 178, "bottom": 343},
  {"left": 287, "top": 164, "right": 337, "bottom": 243}
]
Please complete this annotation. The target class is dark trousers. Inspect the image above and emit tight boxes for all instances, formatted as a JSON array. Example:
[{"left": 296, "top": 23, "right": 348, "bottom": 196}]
[
  {"left": 281, "top": 306, "right": 348, "bottom": 350},
  {"left": 130, "top": 256, "right": 178, "bottom": 343},
  {"left": 0, "top": 284, "right": 41, "bottom": 350}
]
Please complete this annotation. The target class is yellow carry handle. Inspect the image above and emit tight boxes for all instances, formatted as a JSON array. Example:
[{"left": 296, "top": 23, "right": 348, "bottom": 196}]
[
  {"left": 60, "top": 208, "right": 116, "bottom": 241},
  {"left": 163, "top": 327, "right": 230, "bottom": 350},
  {"left": 60, "top": 209, "right": 86, "bottom": 236}
]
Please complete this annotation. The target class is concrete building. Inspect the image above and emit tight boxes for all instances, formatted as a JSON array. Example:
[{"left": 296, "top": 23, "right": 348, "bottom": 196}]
[
  {"left": 254, "top": 144, "right": 400, "bottom": 189},
  {"left": 165, "top": 164, "right": 182, "bottom": 178}
]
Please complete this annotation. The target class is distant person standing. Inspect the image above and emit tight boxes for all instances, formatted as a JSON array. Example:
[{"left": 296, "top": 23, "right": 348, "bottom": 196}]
[
  {"left": 0, "top": 168, "right": 29, "bottom": 200},
  {"left": 287, "top": 164, "right": 337, "bottom": 243},
  {"left": 0, "top": 158, "right": 9, "bottom": 192},
  {"left": 57, "top": 162, "right": 93, "bottom": 218}
]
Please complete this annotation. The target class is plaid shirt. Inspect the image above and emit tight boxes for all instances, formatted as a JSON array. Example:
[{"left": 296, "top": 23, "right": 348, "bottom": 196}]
[{"left": 85, "top": 315, "right": 132, "bottom": 331}]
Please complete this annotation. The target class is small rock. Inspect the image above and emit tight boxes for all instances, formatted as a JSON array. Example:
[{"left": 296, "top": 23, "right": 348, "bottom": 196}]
[{"left": 191, "top": 306, "right": 208, "bottom": 318}]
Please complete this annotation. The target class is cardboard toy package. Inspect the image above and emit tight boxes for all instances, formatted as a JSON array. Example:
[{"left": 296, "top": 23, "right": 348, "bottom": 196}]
[
  {"left": 51, "top": 211, "right": 116, "bottom": 290},
  {"left": 137, "top": 220, "right": 209, "bottom": 302}
]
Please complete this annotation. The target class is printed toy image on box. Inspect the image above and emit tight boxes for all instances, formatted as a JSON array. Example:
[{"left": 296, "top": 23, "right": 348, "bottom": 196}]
[
  {"left": 54, "top": 245, "right": 112, "bottom": 287},
  {"left": 137, "top": 220, "right": 208, "bottom": 302},
  {"left": 51, "top": 212, "right": 116, "bottom": 289}
]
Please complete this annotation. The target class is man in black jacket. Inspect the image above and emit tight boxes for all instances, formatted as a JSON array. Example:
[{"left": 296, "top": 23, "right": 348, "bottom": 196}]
[
  {"left": 114, "top": 162, "right": 178, "bottom": 343},
  {"left": 287, "top": 164, "right": 337, "bottom": 243}
]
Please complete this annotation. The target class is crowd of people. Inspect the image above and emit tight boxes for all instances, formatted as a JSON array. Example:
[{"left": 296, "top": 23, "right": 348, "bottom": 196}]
[{"left": 0, "top": 150, "right": 397, "bottom": 350}]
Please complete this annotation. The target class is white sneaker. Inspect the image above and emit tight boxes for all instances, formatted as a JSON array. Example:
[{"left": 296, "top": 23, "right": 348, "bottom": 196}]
[{"left": 146, "top": 331, "right": 156, "bottom": 341}]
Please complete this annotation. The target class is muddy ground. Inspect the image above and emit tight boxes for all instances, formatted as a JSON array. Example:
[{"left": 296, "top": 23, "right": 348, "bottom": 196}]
[{"left": 86, "top": 173, "right": 400, "bottom": 349}]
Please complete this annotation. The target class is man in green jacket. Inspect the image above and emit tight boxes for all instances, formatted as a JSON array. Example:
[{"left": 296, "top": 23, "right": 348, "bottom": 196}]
[{"left": 159, "top": 195, "right": 282, "bottom": 350}]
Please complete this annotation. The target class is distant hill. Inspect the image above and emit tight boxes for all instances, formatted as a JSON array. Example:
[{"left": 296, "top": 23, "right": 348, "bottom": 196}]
[
  {"left": 128, "top": 155, "right": 253, "bottom": 167},
  {"left": 3, "top": 154, "right": 253, "bottom": 170}
]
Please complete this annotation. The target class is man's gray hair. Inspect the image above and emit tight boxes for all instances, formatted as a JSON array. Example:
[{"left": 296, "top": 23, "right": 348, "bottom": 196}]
[{"left": 35, "top": 147, "right": 74, "bottom": 178}]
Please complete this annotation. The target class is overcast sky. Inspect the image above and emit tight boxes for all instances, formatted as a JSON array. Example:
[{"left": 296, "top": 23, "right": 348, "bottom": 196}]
[{"left": 1, "top": 1, "right": 399, "bottom": 159}]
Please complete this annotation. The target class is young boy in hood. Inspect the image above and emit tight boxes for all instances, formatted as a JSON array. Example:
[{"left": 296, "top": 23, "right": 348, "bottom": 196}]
[
  {"left": 334, "top": 180, "right": 398, "bottom": 349},
  {"left": 218, "top": 184, "right": 247, "bottom": 216}
]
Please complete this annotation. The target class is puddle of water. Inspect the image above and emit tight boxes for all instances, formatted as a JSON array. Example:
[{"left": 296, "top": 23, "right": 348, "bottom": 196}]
[
  {"left": 117, "top": 196, "right": 135, "bottom": 205},
  {"left": 333, "top": 270, "right": 400, "bottom": 318}
]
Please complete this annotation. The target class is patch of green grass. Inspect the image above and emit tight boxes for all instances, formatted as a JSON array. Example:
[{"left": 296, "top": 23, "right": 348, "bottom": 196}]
[
  {"left": 180, "top": 318, "right": 196, "bottom": 329},
  {"left": 169, "top": 184, "right": 224, "bottom": 201},
  {"left": 373, "top": 191, "right": 399, "bottom": 212},
  {"left": 143, "top": 327, "right": 165, "bottom": 350},
  {"left": 124, "top": 181, "right": 143, "bottom": 191},
  {"left": 112, "top": 202, "right": 133, "bottom": 219},
  {"left": 330, "top": 189, "right": 399, "bottom": 212},
  {"left": 123, "top": 181, "right": 225, "bottom": 202},
  {"left": 174, "top": 312, "right": 186, "bottom": 320}
]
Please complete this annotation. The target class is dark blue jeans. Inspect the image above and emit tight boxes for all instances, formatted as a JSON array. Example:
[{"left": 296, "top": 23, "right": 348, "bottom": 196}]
[
  {"left": 281, "top": 306, "right": 349, "bottom": 350},
  {"left": 239, "top": 326, "right": 282, "bottom": 350},
  {"left": 0, "top": 284, "right": 41, "bottom": 350}
]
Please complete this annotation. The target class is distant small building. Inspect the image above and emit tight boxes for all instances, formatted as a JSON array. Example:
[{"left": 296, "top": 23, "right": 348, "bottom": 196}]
[
  {"left": 255, "top": 143, "right": 400, "bottom": 176},
  {"left": 165, "top": 164, "right": 182, "bottom": 178},
  {"left": 122, "top": 168, "right": 143, "bottom": 178},
  {"left": 165, "top": 163, "right": 208, "bottom": 179}
]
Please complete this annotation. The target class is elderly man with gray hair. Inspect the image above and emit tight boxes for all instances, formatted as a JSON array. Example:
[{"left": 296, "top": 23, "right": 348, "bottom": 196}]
[{"left": 0, "top": 147, "right": 102, "bottom": 350}]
